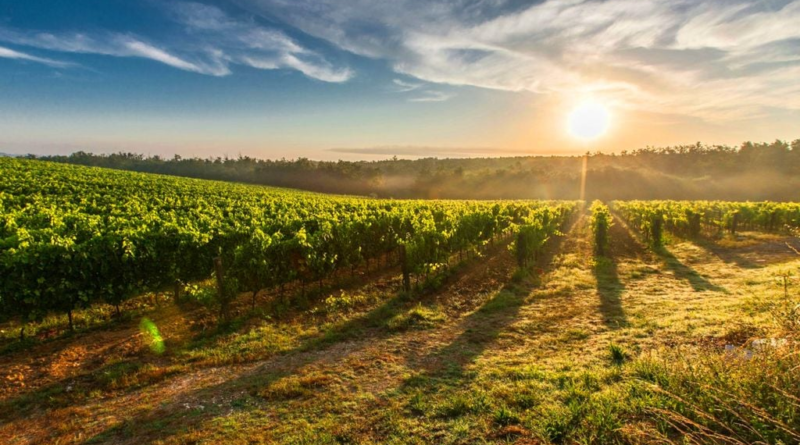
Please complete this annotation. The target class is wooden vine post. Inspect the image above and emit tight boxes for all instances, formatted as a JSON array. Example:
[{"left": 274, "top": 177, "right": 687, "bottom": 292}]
[
  {"left": 214, "top": 256, "right": 229, "bottom": 322},
  {"left": 400, "top": 245, "right": 411, "bottom": 293}
]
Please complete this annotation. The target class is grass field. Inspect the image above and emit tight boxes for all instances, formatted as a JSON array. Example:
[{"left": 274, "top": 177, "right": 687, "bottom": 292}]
[{"left": 1, "top": 209, "right": 799, "bottom": 444}]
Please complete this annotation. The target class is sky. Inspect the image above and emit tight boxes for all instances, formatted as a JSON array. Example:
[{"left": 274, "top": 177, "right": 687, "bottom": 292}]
[{"left": 0, "top": 0, "right": 798, "bottom": 160}]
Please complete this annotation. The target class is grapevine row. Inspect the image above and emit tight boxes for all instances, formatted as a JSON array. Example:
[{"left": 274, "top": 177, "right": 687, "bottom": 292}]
[
  {"left": 590, "top": 201, "right": 613, "bottom": 255},
  {"left": 0, "top": 158, "right": 575, "bottom": 331},
  {"left": 611, "top": 200, "right": 800, "bottom": 247}
]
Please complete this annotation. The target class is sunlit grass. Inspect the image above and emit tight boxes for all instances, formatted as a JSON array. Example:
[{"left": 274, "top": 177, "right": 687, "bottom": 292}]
[{"left": 2, "top": 216, "right": 799, "bottom": 444}]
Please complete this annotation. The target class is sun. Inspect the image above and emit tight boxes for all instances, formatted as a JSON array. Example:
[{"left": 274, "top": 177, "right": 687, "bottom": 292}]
[{"left": 568, "top": 101, "right": 611, "bottom": 140}]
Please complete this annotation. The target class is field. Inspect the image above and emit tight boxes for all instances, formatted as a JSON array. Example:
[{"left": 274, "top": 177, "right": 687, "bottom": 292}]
[{"left": 1, "top": 159, "right": 800, "bottom": 444}]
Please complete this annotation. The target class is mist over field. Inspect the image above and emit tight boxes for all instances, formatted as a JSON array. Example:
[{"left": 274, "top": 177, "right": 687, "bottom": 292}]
[{"left": 33, "top": 139, "right": 800, "bottom": 201}]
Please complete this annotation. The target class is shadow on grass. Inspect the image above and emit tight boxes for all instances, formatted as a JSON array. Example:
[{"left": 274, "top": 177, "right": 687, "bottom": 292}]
[
  {"left": 0, "top": 305, "right": 153, "bottom": 358},
  {"left": 608, "top": 210, "right": 726, "bottom": 294},
  {"left": 0, "top": 266, "right": 412, "bottom": 442},
  {"left": 77, "top": 241, "right": 523, "bottom": 444},
  {"left": 656, "top": 247, "right": 727, "bottom": 293},
  {"left": 593, "top": 256, "right": 627, "bottom": 329},
  {"left": 0, "top": 354, "right": 179, "bottom": 425},
  {"left": 402, "top": 213, "right": 581, "bottom": 384},
  {"left": 692, "top": 238, "right": 760, "bottom": 269},
  {"left": 590, "top": 216, "right": 651, "bottom": 329},
  {"left": 77, "top": 298, "right": 411, "bottom": 443}
]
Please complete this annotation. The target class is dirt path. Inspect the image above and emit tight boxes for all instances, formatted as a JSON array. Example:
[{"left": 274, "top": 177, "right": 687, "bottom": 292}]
[{"left": 0, "top": 228, "right": 530, "bottom": 444}]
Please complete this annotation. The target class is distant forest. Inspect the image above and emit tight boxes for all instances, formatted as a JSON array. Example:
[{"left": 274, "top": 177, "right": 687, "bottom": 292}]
[{"left": 28, "top": 139, "right": 800, "bottom": 201}]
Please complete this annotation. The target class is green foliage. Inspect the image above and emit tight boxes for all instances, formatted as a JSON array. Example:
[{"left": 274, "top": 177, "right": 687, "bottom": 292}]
[
  {"left": 770, "top": 271, "right": 800, "bottom": 334},
  {"left": 399, "top": 202, "right": 576, "bottom": 290},
  {"left": 590, "top": 201, "right": 612, "bottom": 256},
  {"left": 492, "top": 405, "right": 520, "bottom": 426},
  {"left": 181, "top": 284, "right": 217, "bottom": 309},
  {"left": 311, "top": 291, "right": 372, "bottom": 317},
  {"left": 613, "top": 200, "right": 800, "bottom": 245},
  {"left": 512, "top": 206, "right": 572, "bottom": 268},
  {"left": 0, "top": 157, "right": 578, "bottom": 326}
]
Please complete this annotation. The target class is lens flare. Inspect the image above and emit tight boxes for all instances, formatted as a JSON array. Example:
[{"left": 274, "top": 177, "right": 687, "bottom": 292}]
[{"left": 140, "top": 317, "right": 165, "bottom": 354}]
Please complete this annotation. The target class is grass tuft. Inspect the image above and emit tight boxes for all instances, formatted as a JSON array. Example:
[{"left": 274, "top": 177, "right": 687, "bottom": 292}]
[
  {"left": 386, "top": 304, "right": 446, "bottom": 331},
  {"left": 608, "top": 343, "right": 629, "bottom": 365}
]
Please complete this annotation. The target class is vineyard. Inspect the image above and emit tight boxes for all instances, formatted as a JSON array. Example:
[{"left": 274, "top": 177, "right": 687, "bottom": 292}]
[
  {"left": 612, "top": 200, "right": 800, "bottom": 247},
  {"left": 1, "top": 159, "right": 800, "bottom": 445},
  {"left": 0, "top": 158, "right": 575, "bottom": 334}
]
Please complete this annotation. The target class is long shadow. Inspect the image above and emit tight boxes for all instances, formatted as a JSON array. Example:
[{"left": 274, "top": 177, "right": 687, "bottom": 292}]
[
  {"left": 73, "top": 238, "right": 524, "bottom": 443},
  {"left": 0, "top": 304, "right": 156, "bottom": 359},
  {"left": 303, "top": 237, "right": 519, "bottom": 351},
  {"left": 609, "top": 211, "right": 727, "bottom": 294},
  {"left": 18, "top": 219, "right": 589, "bottom": 444},
  {"left": 0, "top": 271, "right": 414, "bottom": 440},
  {"left": 146, "top": 255, "right": 409, "bottom": 367},
  {"left": 0, "top": 350, "right": 183, "bottom": 428},
  {"left": 0, "top": 251, "right": 403, "bottom": 364},
  {"left": 694, "top": 235, "right": 800, "bottom": 270},
  {"left": 3, "top": 249, "right": 519, "bottom": 443},
  {"left": 656, "top": 247, "right": 727, "bottom": 293},
  {"left": 593, "top": 257, "right": 627, "bottom": 329},
  {"left": 592, "top": 219, "right": 638, "bottom": 329},
  {"left": 75, "top": 306, "right": 405, "bottom": 443},
  {"left": 692, "top": 238, "right": 760, "bottom": 269},
  {"left": 401, "top": 213, "right": 581, "bottom": 384}
]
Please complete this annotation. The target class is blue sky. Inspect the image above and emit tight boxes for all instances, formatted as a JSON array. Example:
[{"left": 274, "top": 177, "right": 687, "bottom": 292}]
[{"left": 0, "top": 0, "right": 798, "bottom": 160}]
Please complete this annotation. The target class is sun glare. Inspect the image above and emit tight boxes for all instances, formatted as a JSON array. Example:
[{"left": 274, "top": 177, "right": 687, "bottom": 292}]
[{"left": 568, "top": 102, "right": 611, "bottom": 140}]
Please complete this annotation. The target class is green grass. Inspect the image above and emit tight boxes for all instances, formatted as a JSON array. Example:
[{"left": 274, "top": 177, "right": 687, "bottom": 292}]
[
  {"left": 386, "top": 304, "right": 447, "bottom": 331},
  {"left": 608, "top": 343, "right": 629, "bottom": 365},
  {"left": 1, "top": 218, "right": 799, "bottom": 445}
]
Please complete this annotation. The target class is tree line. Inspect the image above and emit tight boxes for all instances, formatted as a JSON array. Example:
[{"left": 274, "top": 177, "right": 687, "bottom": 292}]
[{"left": 22, "top": 139, "right": 800, "bottom": 201}]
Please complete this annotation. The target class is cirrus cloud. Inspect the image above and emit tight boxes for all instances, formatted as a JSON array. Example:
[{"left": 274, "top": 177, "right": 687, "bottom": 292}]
[
  {"left": 0, "top": 45, "right": 73, "bottom": 68},
  {"left": 230, "top": 0, "right": 800, "bottom": 120},
  {"left": 0, "top": 2, "right": 352, "bottom": 82}
]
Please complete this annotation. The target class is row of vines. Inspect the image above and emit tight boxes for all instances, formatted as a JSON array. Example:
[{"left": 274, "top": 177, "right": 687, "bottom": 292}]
[
  {"left": 612, "top": 200, "right": 800, "bottom": 248},
  {"left": 0, "top": 158, "right": 575, "bottom": 332},
  {"left": 590, "top": 201, "right": 613, "bottom": 255}
]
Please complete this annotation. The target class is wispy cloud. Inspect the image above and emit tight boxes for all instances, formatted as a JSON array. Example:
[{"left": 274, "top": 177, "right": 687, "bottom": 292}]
[
  {"left": 0, "top": 28, "right": 228, "bottom": 75},
  {"left": 392, "top": 78, "right": 453, "bottom": 102},
  {"left": 392, "top": 79, "right": 421, "bottom": 92},
  {"left": 123, "top": 39, "right": 229, "bottom": 75},
  {"left": 234, "top": 0, "right": 800, "bottom": 120},
  {"left": 2, "top": 0, "right": 797, "bottom": 120},
  {"left": 171, "top": 2, "right": 352, "bottom": 82},
  {"left": 0, "top": 2, "right": 352, "bottom": 82},
  {"left": 408, "top": 90, "right": 454, "bottom": 102},
  {"left": 0, "top": 45, "right": 73, "bottom": 68}
]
